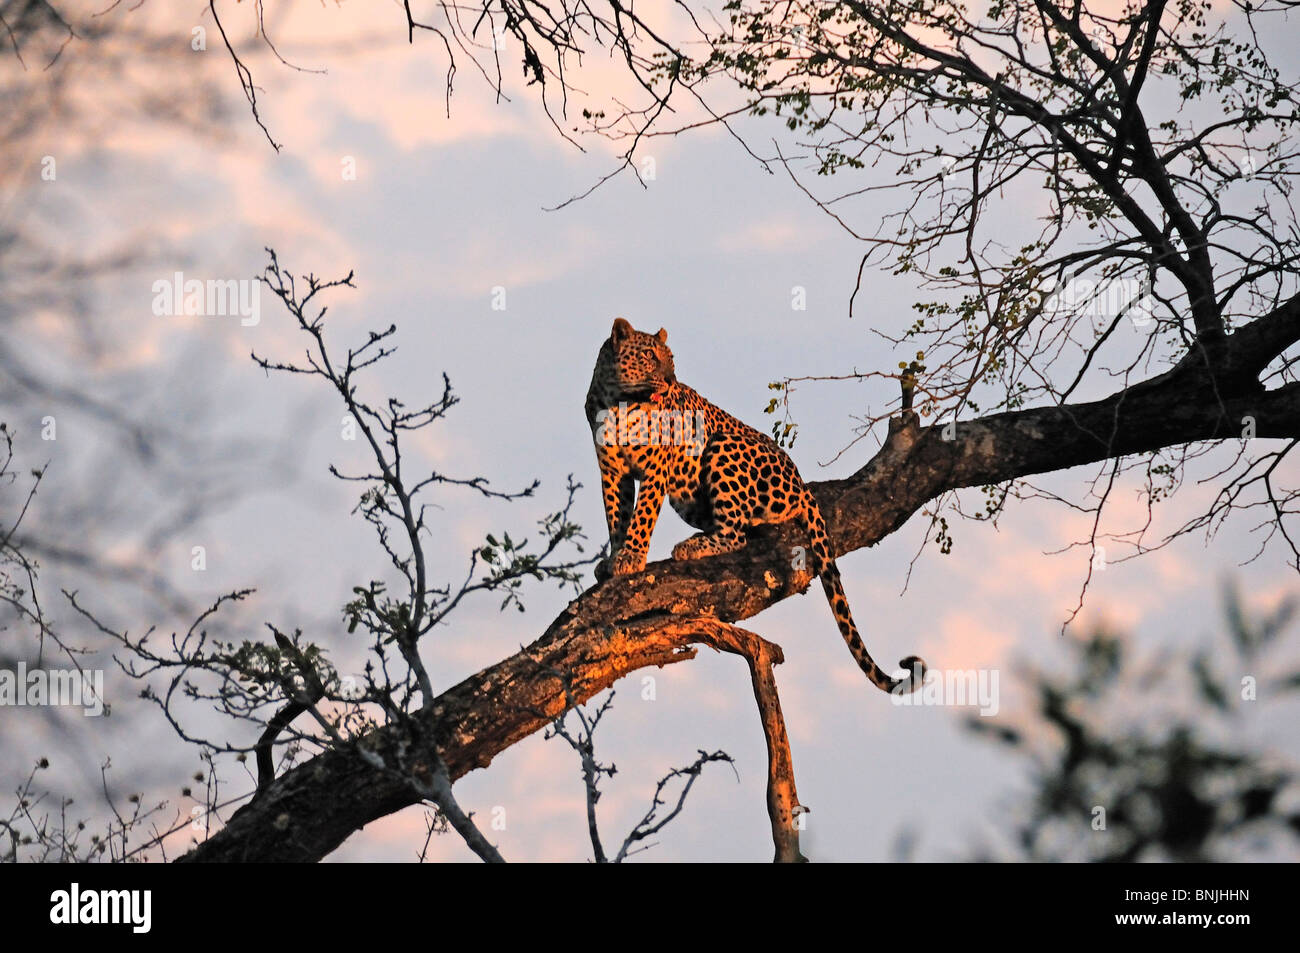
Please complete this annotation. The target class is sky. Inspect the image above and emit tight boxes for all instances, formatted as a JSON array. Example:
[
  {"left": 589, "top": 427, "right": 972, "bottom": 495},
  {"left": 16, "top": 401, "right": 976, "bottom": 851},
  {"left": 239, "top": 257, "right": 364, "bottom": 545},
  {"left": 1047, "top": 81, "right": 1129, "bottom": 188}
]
[{"left": 3, "top": 0, "right": 1298, "bottom": 862}]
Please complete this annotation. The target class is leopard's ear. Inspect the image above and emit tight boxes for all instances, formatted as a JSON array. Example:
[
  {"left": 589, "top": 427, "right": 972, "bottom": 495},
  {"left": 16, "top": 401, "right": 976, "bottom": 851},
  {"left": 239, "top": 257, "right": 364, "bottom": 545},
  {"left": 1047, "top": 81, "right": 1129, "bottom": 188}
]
[
  {"left": 611, "top": 317, "right": 634, "bottom": 342},
  {"left": 655, "top": 327, "right": 668, "bottom": 343}
]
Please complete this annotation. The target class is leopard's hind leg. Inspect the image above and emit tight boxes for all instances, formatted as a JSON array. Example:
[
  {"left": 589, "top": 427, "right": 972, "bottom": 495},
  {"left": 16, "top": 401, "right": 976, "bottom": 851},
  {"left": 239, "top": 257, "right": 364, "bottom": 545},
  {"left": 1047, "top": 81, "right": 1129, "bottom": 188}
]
[{"left": 671, "top": 442, "right": 751, "bottom": 561}]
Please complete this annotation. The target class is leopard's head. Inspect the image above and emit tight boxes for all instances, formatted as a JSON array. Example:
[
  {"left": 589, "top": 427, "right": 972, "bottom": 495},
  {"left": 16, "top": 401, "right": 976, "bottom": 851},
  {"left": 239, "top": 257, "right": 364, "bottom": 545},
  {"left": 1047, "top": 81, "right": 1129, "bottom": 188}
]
[{"left": 602, "top": 318, "right": 676, "bottom": 401}]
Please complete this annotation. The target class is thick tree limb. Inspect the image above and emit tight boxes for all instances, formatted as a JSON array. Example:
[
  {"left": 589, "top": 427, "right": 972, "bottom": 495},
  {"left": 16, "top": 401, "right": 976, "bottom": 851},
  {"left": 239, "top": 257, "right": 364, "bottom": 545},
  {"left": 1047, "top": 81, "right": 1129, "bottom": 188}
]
[
  {"left": 701, "top": 622, "right": 806, "bottom": 863},
  {"left": 179, "top": 312, "right": 1300, "bottom": 863}
]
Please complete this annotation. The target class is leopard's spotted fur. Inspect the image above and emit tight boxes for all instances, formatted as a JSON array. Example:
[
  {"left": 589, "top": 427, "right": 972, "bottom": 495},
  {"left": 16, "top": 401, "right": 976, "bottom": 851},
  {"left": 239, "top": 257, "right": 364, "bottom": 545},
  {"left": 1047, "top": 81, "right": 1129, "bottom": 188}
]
[{"left": 586, "top": 318, "right": 925, "bottom": 695}]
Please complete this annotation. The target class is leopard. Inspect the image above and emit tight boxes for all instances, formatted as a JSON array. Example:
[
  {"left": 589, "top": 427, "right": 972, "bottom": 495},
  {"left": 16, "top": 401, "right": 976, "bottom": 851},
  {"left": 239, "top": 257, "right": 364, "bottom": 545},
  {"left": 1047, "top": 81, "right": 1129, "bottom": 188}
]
[{"left": 585, "top": 317, "right": 925, "bottom": 695}]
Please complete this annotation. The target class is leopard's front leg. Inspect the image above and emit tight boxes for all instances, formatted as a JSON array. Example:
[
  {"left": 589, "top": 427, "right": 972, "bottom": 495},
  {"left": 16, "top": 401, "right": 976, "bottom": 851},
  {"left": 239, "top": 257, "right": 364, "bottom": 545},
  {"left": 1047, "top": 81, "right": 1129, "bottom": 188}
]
[
  {"left": 610, "top": 460, "right": 668, "bottom": 576},
  {"left": 594, "top": 448, "right": 635, "bottom": 582}
]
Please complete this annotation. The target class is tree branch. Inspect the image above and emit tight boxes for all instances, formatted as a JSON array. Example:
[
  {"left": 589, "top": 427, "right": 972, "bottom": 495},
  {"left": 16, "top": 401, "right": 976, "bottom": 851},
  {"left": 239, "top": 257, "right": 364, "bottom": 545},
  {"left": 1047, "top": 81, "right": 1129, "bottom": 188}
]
[{"left": 178, "top": 313, "right": 1300, "bottom": 862}]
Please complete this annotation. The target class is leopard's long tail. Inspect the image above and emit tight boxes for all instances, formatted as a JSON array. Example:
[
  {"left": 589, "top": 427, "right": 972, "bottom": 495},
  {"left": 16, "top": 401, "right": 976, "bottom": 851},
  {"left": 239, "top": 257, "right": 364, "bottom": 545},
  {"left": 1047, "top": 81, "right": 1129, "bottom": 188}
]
[{"left": 800, "top": 497, "right": 926, "bottom": 695}]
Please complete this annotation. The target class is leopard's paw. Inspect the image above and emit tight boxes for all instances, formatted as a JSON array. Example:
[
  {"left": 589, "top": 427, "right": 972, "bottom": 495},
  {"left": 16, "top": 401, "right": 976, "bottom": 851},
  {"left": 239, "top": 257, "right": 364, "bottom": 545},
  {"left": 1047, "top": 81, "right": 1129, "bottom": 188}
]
[
  {"left": 611, "top": 548, "right": 647, "bottom": 576},
  {"left": 671, "top": 534, "right": 709, "bottom": 561}
]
